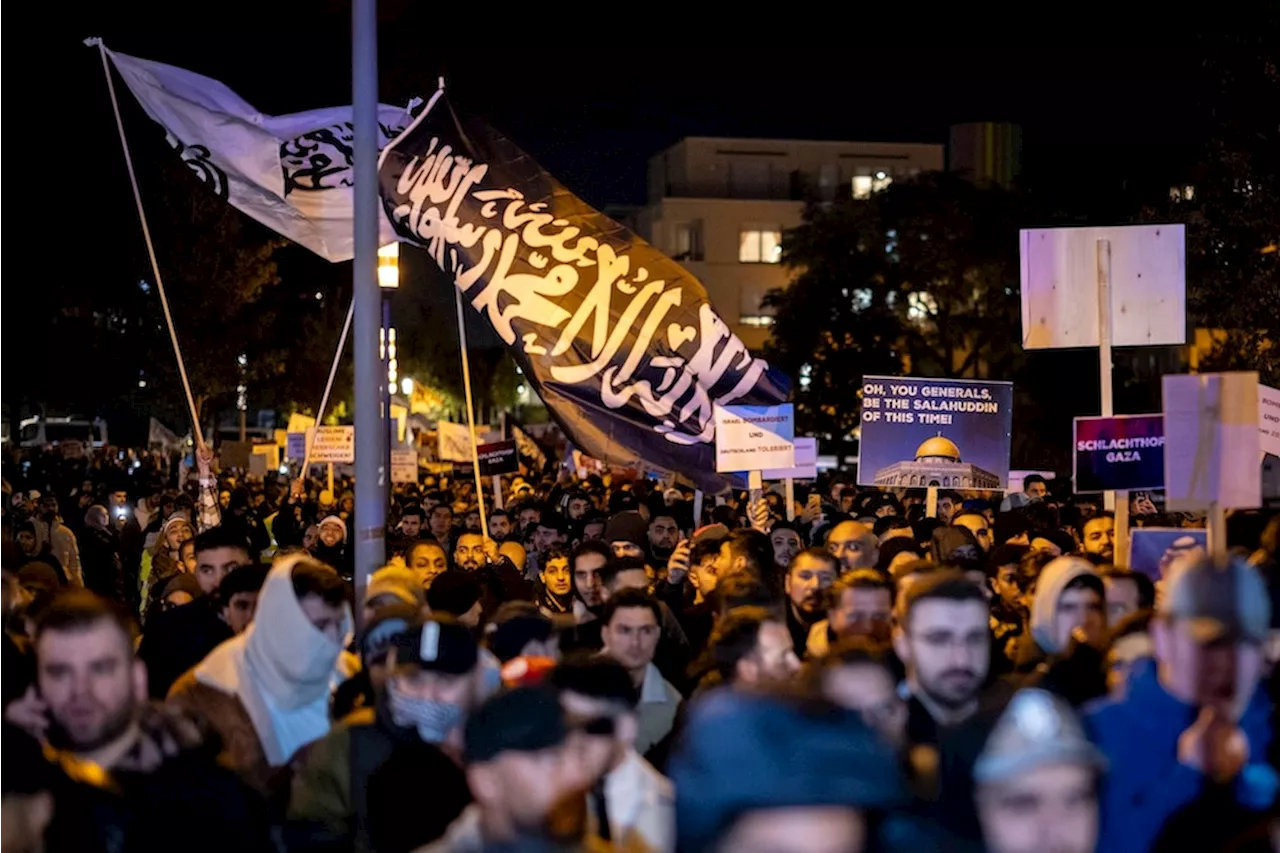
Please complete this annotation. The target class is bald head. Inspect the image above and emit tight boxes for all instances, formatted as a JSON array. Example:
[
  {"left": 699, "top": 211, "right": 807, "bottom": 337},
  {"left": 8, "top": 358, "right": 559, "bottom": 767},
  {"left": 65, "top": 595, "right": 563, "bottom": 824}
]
[{"left": 826, "top": 520, "right": 879, "bottom": 571}]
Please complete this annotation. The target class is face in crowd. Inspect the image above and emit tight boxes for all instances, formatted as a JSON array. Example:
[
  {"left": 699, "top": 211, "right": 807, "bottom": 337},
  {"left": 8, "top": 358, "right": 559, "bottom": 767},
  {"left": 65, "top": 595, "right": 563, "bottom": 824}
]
[
  {"left": 318, "top": 519, "right": 345, "bottom": 549},
  {"left": 648, "top": 515, "right": 680, "bottom": 557},
  {"left": 953, "top": 513, "right": 992, "bottom": 553},
  {"left": 829, "top": 582, "right": 893, "bottom": 644},
  {"left": 541, "top": 553, "right": 572, "bottom": 598},
  {"left": 409, "top": 542, "right": 449, "bottom": 587},
  {"left": 1081, "top": 516, "right": 1114, "bottom": 562},
  {"left": 195, "top": 544, "right": 250, "bottom": 597},
  {"left": 429, "top": 505, "right": 454, "bottom": 541},
  {"left": 894, "top": 588, "right": 990, "bottom": 713},
  {"left": 1052, "top": 578, "right": 1106, "bottom": 651},
  {"left": 601, "top": 603, "right": 661, "bottom": 677},
  {"left": 786, "top": 552, "right": 837, "bottom": 621},
  {"left": 573, "top": 550, "right": 608, "bottom": 608},
  {"left": 488, "top": 512, "right": 511, "bottom": 541},
  {"left": 400, "top": 511, "right": 423, "bottom": 539},
  {"left": 770, "top": 527, "right": 802, "bottom": 570},
  {"left": 826, "top": 521, "right": 877, "bottom": 572},
  {"left": 454, "top": 533, "right": 489, "bottom": 572}
]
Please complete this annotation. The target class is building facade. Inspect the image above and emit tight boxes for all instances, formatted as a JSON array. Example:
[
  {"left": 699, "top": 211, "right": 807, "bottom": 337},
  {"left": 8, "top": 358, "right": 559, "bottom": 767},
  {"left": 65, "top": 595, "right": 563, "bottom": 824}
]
[
  {"left": 871, "top": 435, "right": 1002, "bottom": 490},
  {"left": 636, "top": 137, "right": 945, "bottom": 349}
]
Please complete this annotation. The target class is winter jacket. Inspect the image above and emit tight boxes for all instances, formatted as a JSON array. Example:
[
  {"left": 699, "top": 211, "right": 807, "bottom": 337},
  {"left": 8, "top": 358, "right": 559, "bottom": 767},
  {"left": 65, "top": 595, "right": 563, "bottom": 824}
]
[{"left": 1084, "top": 659, "right": 1275, "bottom": 853}]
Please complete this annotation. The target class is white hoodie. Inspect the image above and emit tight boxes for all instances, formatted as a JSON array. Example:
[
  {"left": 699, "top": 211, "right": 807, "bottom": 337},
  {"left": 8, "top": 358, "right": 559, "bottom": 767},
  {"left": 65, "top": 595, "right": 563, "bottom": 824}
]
[{"left": 194, "top": 554, "right": 352, "bottom": 766}]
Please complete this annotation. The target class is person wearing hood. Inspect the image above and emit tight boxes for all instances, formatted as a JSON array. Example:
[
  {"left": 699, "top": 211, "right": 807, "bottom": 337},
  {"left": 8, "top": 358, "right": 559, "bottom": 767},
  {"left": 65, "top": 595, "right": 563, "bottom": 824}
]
[
  {"left": 1008, "top": 556, "right": 1107, "bottom": 705},
  {"left": 290, "top": 617, "right": 475, "bottom": 852},
  {"left": 167, "top": 554, "right": 355, "bottom": 803},
  {"left": 78, "top": 505, "right": 124, "bottom": 601},
  {"left": 139, "top": 514, "right": 193, "bottom": 616}
]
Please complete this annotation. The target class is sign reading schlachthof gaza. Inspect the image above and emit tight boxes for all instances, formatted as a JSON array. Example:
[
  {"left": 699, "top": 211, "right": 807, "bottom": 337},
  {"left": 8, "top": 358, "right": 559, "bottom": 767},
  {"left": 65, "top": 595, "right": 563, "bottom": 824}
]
[{"left": 377, "top": 98, "right": 790, "bottom": 493}]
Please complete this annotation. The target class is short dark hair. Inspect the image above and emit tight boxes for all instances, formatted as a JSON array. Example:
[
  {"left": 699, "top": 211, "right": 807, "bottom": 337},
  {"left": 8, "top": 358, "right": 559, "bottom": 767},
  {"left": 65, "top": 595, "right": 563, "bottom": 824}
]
[
  {"left": 602, "top": 555, "right": 648, "bottom": 589},
  {"left": 401, "top": 505, "right": 426, "bottom": 522},
  {"left": 699, "top": 606, "right": 774, "bottom": 684},
  {"left": 714, "top": 572, "right": 778, "bottom": 614},
  {"left": 193, "top": 526, "right": 252, "bottom": 559},
  {"left": 34, "top": 588, "right": 137, "bottom": 650},
  {"left": 1101, "top": 568, "right": 1156, "bottom": 610},
  {"left": 599, "top": 587, "right": 661, "bottom": 629},
  {"left": 823, "top": 636, "right": 896, "bottom": 670},
  {"left": 939, "top": 490, "right": 962, "bottom": 504},
  {"left": 1016, "top": 549, "right": 1057, "bottom": 594},
  {"left": 791, "top": 547, "right": 838, "bottom": 575},
  {"left": 430, "top": 503, "right": 454, "bottom": 518},
  {"left": 988, "top": 544, "right": 1029, "bottom": 571},
  {"left": 290, "top": 558, "right": 350, "bottom": 607},
  {"left": 548, "top": 654, "right": 639, "bottom": 708},
  {"left": 572, "top": 540, "right": 613, "bottom": 569},
  {"left": 724, "top": 529, "right": 774, "bottom": 577},
  {"left": 1063, "top": 573, "right": 1106, "bottom": 600},
  {"left": 901, "top": 571, "right": 988, "bottom": 625},
  {"left": 826, "top": 569, "right": 894, "bottom": 609},
  {"left": 1023, "top": 474, "right": 1047, "bottom": 490},
  {"left": 542, "top": 543, "right": 572, "bottom": 565},
  {"left": 488, "top": 509, "right": 510, "bottom": 522},
  {"left": 218, "top": 564, "right": 269, "bottom": 604},
  {"left": 873, "top": 516, "right": 912, "bottom": 538},
  {"left": 691, "top": 538, "right": 723, "bottom": 566}
]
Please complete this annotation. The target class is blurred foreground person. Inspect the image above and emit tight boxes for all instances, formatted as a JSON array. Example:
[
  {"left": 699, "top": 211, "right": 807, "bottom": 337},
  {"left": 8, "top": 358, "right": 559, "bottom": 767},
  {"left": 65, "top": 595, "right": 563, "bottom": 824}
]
[
  {"left": 667, "top": 688, "right": 919, "bottom": 853},
  {"left": 973, "top": 689, "right": 1105, "bottom": 853},
  {"left": 16, "top": 589, "right": 271, "bottom": 850},
  {"left": 1085, "top": 555, "right": 1275, "bottom": 853}
]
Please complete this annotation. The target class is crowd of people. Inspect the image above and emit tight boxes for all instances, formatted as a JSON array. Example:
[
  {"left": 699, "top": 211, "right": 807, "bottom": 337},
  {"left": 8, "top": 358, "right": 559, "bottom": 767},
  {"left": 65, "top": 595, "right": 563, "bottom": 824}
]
[{"left": 2, "top": 441, "right": 1278, "bottom": 853}]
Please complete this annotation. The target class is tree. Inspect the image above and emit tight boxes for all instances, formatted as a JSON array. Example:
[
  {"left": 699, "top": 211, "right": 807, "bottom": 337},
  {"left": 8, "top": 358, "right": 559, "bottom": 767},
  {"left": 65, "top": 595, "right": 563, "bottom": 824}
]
[
  {"left": 764, "top": 172, "right": 1025, "bottom": 443},
  {"left": 1142, "top": 27, "right": 1279, "bottom": 385}
]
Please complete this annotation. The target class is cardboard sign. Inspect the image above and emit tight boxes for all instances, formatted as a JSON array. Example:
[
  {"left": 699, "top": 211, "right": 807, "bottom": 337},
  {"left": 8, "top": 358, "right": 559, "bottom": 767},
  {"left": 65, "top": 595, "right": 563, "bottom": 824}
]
[
  {"left": 1019, "top": 224, "right": 1186, "bottom": 349},
  {"left": 1073, "top": 414, "right": 1165, "bottom": 492},
  {"left": 308, "top": 425, "right": 356, "bottom": 464},
  {"left": 390, "top": 449, "right": 419, "bottom": 484},
  {"left": 1128, "top": 528, "right": 1206, "bottom": 580},
  {"left": 761, "top": 437, "right": 818, "bottom": 480},
  {"left": 286, "top": 412, "right": 317, "bottom": 434},
  {"left": 1260, "top": 384, "right": 1280, "bottom": 458},
  {"left": 286, "top": 432, "right": 307, "bottom": 462},
  {"left": 1162, "top": 372, "right": 1261, "bottom": 510},
  {"left": 477, "top": 440, "right": 520, "bottom": 477},
  {"left": 219, "top": 441, "right": 253, "bottom": 471},
  {"left": 857, "top": 376, "right": 1013, "bottom": 489},
  {"left": 713, "top": 404, "right": 795, "bottom": 473}
]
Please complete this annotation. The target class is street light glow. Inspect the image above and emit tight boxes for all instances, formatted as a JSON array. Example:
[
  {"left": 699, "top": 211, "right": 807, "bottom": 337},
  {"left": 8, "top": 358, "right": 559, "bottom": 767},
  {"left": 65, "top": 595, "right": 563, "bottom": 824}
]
[
  {"left": 400, "top": 377, "right": 414, "bottom": 395},
  {"left": 378, "top": 242, "right": 400, "bottom": 289}
]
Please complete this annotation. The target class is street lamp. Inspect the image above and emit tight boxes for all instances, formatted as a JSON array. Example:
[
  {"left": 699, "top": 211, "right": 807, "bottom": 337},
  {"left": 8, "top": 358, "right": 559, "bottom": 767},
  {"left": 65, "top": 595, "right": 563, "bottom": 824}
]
[
  {"left": 401, "top": 377, "right": 414, "bottom": 396},
  {"left": 379, "top": 243, "right": 399, "bottom": 475}
]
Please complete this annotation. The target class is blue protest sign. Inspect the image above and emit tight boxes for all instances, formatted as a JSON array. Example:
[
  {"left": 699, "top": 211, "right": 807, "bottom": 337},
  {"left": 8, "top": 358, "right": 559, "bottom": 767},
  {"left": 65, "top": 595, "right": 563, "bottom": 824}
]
[{"left": 1073, "top": 414, "right": 1164, "bottom": 493}]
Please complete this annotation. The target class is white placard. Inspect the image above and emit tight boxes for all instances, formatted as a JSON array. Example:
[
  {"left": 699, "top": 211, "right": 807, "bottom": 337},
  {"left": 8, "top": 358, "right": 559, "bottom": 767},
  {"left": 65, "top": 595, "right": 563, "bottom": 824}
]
[
  {"left": 1162, "top": 372, "right": 1261, "bottom": 510},
  {"left": 1260, "top": 384, "right": 1280, "bottom": 459},
  {"left": 437, "top": 421, "right": 473, "bottom": 462},
  {"left": 1020, "top": 224, "right": 1186, "bottom": 349},
  {"left": 714, "top": 404, "right": 795, "bottom": 473},
  {"left": 307, "top": 425, "right": 355, "bottom": 464},
  {"left": 390, "top": 449, "right": 419, "bottom": 484},
  {"left": 762, "top": 437, "right": 818, "bottom": 479}
]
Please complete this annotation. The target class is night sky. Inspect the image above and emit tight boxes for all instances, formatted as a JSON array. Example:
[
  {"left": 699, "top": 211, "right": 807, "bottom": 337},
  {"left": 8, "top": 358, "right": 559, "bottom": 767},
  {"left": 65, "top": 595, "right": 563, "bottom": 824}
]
[{"left": 16, "top": 3, "right": 1214, "bottom": 405}]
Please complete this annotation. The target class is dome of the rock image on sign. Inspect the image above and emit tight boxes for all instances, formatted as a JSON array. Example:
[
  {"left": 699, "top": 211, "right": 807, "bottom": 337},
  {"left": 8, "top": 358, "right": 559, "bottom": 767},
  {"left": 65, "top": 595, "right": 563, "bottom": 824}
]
[
  {"left": 872, "top": 433, "right": 1001, "bottom": 489},
  {"left": 914, "top": 435, "right": 963, "bottom": 463}
]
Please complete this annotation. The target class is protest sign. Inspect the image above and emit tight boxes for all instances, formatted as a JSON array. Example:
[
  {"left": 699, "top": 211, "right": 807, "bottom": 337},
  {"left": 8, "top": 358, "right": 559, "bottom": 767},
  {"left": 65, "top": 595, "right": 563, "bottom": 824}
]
[
  {"left": 437, "top": 421, "right": 473, "bottom": 463},
  {"left": 857, "top": 377, "right": 1013, "bottom": 489},
  {"left": 1128, "top": 528, "right": 1206, "bottom": 580},
  {"left": 308, "top": 426, "right": 355, "bottom": 464},
  {"left": 762, "top": 437, "right": 818, "bottom": 480},
  {"left": 477, "top": 440, "right": 520, "bottom": 477},
  {"left": 1162, "top": 372, "right": 1260, "bottom": 511},
  {"left": 390, "top": 449, "right": 419, "bottom": 484},
  {"left": 714, "top": 404, "right": 795, "bottom": 474},
  {"left": 1260, "top": 384, "right": 1280, "bottom": 458},
  {"left": 1019, "top": 224, "right": 1186, "bottom": 349},
  {"left": 286, "top": 432, "right": 307, "bottom": 462},
  {"left": 1073, "top": 414, "right": 1165, "bottom": 493}
]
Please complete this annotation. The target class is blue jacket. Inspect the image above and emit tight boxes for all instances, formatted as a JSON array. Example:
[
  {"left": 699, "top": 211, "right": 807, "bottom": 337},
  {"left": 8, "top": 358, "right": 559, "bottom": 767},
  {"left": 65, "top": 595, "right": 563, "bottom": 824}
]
[{"left": 1083, "top": 659, "right": 1274, "bottom": 853}]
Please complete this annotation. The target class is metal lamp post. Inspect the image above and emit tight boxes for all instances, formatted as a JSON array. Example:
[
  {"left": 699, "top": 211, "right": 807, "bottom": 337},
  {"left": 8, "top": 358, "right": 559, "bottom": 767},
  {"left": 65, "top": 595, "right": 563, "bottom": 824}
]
[{"left": 379, "top": 243, "right": 399, "bottom": 491}]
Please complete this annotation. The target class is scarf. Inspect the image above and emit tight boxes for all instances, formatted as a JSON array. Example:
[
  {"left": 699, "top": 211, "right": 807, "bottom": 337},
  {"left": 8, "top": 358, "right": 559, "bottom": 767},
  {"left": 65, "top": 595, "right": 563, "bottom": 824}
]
[
  {"left": 195, "top": 555, "right": 351, "bottom": 765},
  {"left": 385, "top": 679, "right": 464, "bottom": 743}
]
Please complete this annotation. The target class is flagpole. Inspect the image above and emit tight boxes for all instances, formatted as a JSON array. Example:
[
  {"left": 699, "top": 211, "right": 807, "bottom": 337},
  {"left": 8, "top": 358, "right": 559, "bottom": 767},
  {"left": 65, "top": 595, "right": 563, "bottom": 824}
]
[
  {"left": 300, "top": 298, "right": 355, "bottom": 475},
  {"left": 352, "top": 0, "right": 386, "bottom": 624},
  {"left": 455, "top": 287, "right": 490, "bottom": 541},
  {"left": 89, "top": 38, "right": 204, "bottom": 448}
]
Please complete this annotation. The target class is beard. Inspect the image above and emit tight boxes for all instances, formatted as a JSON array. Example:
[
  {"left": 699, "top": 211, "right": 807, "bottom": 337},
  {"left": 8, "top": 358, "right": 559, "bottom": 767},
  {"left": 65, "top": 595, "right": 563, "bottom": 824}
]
[
  {"left": 46, "top": 700, "right": 136, "bottom": 754},
  {"left": 920, "top": 668, "right": 981, "bottom": 710}
]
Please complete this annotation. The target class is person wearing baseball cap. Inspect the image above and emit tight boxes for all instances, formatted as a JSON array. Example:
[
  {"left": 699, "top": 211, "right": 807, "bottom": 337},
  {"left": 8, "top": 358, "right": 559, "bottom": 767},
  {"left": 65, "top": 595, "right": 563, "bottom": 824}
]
[
  {"left": 973, "top": 689, "right": 1106, "bottom": 853},
  {"left": 1085, "top": 554, "right": 1276, "bottom": 853},
  {"left": 290, "top": 616, "right": 478, "bottom": 851},
  {"left": 422, "top": 687, "right": 597, "bottom": 852}
]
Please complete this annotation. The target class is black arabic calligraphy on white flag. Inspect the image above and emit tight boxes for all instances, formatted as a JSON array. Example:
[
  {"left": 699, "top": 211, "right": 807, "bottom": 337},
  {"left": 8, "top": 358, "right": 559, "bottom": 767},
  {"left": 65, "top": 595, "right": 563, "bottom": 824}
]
[{"left": 378, "top": 100, "right": 791, "bottom": 492}]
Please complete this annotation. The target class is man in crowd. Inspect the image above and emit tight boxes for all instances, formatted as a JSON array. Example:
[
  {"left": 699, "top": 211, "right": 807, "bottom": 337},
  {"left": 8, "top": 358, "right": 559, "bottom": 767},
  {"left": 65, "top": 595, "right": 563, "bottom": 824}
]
[
  {"left": 783, "top": 548, "right": 839, "bottom": 656},
  {"left": 1101, "top": 567, "right": 1155, "bottom": 624},
  {"left": 599, "top": 588, "right": 681, "bottom": 757},
  {"left": 804, "top": 569, "right": 894, "bottom": 658},
  {"left": 825, "top": 520, "right": 879, "bottom": 572},
  {"left": 769, "top": 523, "right": 803, "bottom": 573},
  {"left": 697, "top": 606, "right": 800, "bottom": 691},
  {"left": 1081, "top": 513, "right": 1116, "bottom": 563}
]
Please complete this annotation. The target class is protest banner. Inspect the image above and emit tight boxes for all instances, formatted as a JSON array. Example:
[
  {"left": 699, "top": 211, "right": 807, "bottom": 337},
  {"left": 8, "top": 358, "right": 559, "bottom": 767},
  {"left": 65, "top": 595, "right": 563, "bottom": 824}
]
[
  {"left": 714, "top": 405, "right": 795, "bottom": 474},
  {"left": 437, "top": 421, "right": 473, "bottom": 463},
  {"left": 477, "top": 441, "right": 520, "bottom": 477},
  {"left": 286, "top": 432, "right": 307, "bottom": 462},
  {"left": 390, "top": 449, "right": 418, "bottom": 484},
  {"left": 857, "top": 377, "right": 1013, "bottom": 490},
  {"left": 1073, "top": 415, "right": 1165, "bottom": 493},
  {"left": 1260, "top": 384, "right": 1280, "bottom": 459}
]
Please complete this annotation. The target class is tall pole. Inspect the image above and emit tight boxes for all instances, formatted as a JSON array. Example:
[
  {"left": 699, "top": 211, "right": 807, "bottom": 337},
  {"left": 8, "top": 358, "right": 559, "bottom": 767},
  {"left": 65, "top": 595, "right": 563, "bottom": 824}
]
[
  {"left": 352, "top": 0, "right": 385, "bottom": 622},
  {"left": 383, "top": 296, "right": 393, "bottom": 491}
]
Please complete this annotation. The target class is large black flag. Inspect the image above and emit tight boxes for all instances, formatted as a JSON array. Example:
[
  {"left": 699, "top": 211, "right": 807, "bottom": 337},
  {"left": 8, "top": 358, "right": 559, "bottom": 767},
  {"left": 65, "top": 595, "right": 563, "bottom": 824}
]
[{"left": 378, "top": 99, "right": 791, "bottom": 492}]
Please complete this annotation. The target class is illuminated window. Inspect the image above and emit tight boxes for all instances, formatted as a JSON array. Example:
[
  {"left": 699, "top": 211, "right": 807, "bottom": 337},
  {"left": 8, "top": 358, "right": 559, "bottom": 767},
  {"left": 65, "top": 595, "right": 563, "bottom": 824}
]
[
  {"left": 673, "top": 221, "right": 704, "bottom": 261},
  {"left": 739, "top": 227, "right": 783, "bottom": 263},
  {"left": 907, "top": 291, "right": 937, "bottom": 322},
  {"left": 852, "top": 170, "right": 893, "bottom": 199},
  {"left": 740, "top": 315, "right": 776, "bottom": 327}
]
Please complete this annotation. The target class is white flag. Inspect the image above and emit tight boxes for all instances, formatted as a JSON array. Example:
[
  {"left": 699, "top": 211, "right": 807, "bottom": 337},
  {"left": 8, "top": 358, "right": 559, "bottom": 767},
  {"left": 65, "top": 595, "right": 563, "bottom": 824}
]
[
  {"left": 104, "top": 47, "right": 416, "bottom": 262},
  {"left": 436, "top": 421, "right": 474, "bottom": 463},
  {"left": 147, "top": 417, "right": 180, "bottom": 450}
]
